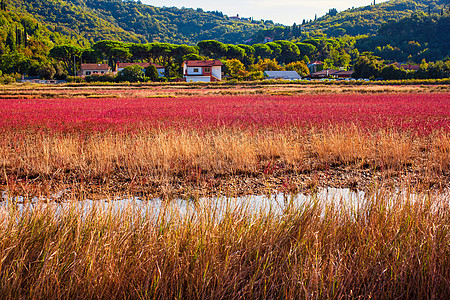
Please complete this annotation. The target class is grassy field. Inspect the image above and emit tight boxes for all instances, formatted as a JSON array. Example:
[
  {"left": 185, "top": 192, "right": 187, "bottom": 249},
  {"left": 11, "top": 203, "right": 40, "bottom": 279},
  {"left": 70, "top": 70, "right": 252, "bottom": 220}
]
[{"left": 0, "top": 83, "right": 449, "bottom": 298}]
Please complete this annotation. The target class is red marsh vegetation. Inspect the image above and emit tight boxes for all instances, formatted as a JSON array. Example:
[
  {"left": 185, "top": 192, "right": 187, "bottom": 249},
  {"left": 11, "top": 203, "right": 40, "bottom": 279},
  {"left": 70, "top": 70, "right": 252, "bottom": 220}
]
[{"left": 0, "top": 90, "right": 449, "bottom": 298}]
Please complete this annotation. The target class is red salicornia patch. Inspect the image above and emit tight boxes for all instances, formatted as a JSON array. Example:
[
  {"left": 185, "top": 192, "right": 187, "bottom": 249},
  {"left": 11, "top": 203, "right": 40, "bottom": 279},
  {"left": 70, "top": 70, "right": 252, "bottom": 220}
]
[{"left": 0, "top": 93, "right": 448, "bottom": 134}]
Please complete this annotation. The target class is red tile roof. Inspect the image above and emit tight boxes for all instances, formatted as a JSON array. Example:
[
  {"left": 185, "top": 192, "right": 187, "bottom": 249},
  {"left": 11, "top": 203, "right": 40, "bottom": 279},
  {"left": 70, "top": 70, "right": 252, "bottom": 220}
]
[
  {"left": 389, "top": 63, "right": 419, "bottom": 71},
  {"left": 81, "top": 63, "right": 110, "bottom": 70},
  {"left": 117, "top": 62, "right": 164, "bottom": 69},
  {"left": 184, "top": 60, "right": 223, "bottom": 67}
]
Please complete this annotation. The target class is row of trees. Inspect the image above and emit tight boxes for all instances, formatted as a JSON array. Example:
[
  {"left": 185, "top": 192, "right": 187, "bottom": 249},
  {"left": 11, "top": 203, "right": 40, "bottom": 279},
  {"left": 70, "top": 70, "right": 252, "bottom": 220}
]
[
  {"left": 354, "top": 53, "right": 450, "bottom": 79},
  {"left": 46, "top": 39, "right": 318, "bottom": 79}
]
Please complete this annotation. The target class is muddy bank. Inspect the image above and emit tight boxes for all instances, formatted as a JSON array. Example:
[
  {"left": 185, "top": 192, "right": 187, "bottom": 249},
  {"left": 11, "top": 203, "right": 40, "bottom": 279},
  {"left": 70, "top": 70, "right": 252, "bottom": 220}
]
[{"left": 2, "top": 166, "right": 448, "bottom": 202}]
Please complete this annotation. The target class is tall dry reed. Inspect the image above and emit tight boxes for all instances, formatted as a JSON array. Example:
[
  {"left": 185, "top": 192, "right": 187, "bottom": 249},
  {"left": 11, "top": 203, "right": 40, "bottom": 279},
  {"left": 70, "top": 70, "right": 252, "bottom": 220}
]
[
  {"left": 1, "top": 127, "right": 448, "bottom": 191},
  {"left": 0, "top": 190, "right": 448, "bottom": 299}
]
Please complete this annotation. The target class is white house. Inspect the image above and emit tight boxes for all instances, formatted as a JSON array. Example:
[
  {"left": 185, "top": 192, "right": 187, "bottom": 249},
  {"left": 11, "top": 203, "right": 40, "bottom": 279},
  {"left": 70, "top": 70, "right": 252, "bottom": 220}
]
[
  {"left": 116, "top": 62, "right": 165, "bottom": 77},
  {"left": 79, "top": 63, "right": 111, "bottom": 76},
  {"left": 182, "top": 60, "right": 223, "bottom": 82}
]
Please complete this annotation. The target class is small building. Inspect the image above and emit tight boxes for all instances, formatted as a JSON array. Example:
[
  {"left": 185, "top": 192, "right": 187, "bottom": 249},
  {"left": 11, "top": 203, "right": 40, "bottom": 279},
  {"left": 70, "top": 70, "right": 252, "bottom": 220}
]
[
  {"left": 389, "top": 62, "right": 419, "bottom": 71},
  {"left": 263, "top": 37, "right": 273, "bottom": 43},
  {"left": 264, "top": 71, "right": 302, "bottom": 80},
  {"left": 19, "top": 77, "right": 66, "bottom": 84},
  {"left": 117, "top": 62, "right": 165, "bottom": 77},
  {"left": 333, "top": 70, "right": 354, "bottom": 78},
  {"left": 182, "top": 60, "right": 223, "bottom": 82},
  {"left": 308, "top": 69, "right": 354, "bottom": 79},
  {"left": 79, "top": 63, "right": 111, "bottom": 76},
  {"left": 307, "top": 61, "right": 324, "bottom": 74},
  {"left": 229, "top": 14, "right": 240, "bottom": 21}
]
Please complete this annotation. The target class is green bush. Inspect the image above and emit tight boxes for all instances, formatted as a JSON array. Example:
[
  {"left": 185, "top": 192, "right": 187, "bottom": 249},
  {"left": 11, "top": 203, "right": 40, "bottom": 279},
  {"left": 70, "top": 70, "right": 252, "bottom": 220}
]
[
  {"left": 85, "top": 73, "right": 116, "bottom": 83},
  {"left": 144, "top": 65, "right": 159, "bottom": 81},
  {"left": 116, "top": 65, "right": 145, "bottom": 82},
  {"left": 0, "top": 74, "right": 16, "bottom": 84},
  {"left": 66, "top": 76, "right": 86, "bottom": 83}
]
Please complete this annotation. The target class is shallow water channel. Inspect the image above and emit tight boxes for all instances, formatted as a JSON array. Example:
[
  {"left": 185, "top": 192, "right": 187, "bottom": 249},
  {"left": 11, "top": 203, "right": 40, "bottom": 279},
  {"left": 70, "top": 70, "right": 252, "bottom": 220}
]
[{"left": 2, "top": 187, "right": 449, "bottom": 218}]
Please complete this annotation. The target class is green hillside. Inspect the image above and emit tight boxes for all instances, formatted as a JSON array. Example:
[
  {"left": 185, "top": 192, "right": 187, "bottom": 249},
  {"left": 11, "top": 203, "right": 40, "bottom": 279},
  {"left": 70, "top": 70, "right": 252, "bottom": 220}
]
[
  {"left": 304, "top": 0, "right": 448, "bottom": 37},
  {"left": 251, "top": 0, "right": 448, "bottom": 42},
  {"left": 357, "top": 11, "right": 450, "bottom": 62},
  {"left": 1, "top": 0, "right": 272, "bottom": 45}
]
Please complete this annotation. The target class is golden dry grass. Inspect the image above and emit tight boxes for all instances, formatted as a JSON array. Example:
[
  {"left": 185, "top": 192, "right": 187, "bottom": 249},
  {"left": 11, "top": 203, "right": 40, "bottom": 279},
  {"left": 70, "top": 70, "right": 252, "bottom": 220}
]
[
  {"left": 1, "top": 127, "right": 449, "bottom": 199},
  {"left": 0, "top": 189, "right": 448, "bottom": 299}
]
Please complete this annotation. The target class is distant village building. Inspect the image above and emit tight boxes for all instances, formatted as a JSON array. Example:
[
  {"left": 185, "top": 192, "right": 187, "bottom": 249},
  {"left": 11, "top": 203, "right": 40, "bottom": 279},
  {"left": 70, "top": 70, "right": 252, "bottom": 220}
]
[
  {"left": 79, "top": 63, "right": 110, "bottom": 76},
  {"left": 19, "top": 77, "right": 66, "bottom": 84},
  {"left": 116, "top": 62, "right": 165, "bottom": 77},
  {"left": 307, "top": 61, "right": 324, "bottom": 74},
  {"left": 389, "top": 62, "right": 419, "bottom": 71},
  {"left": 264, "top": 71, "right": 302, "bottom": 80},
  {"left": 229, "top": 14, "right": 240, "bottom": 21},
  {"left": 263, "top": 37, "right": 273, "bottom": 43},
  {"left": 308, "top": 69, "right": 354, "bottom": 79},
  {"left": 182, "top": 60, "right": 223, "bottom": 82}
]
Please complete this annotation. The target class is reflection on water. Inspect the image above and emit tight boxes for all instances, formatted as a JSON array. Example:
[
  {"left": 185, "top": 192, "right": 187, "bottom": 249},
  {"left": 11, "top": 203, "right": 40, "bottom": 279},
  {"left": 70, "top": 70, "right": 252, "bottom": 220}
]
[{"left": 2, "top": 187, "right": 449, "bottom": 218}]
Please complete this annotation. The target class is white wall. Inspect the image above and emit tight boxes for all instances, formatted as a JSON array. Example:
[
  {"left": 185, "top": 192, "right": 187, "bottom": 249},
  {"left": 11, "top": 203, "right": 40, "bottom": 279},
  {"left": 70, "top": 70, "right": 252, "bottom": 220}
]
[
  {"left": 82, "top": 69, "right": 108, "bottom": 76},
  {"left": 185, "top": 76, "right": 211, "bottom": 82},
  {"left": 186, "top": 66, "right": 203, "bottom": 75},
  {"left": 211, "top": 66, "right": 221, "bottom": 80}
]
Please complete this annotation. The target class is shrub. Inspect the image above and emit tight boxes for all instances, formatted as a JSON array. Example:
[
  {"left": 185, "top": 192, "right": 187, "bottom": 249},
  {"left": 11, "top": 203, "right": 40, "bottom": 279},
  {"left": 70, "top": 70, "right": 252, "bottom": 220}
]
[
  {"left": 116, "top": 65, "right": 145, "bottom": 82},
  {"left": 145, "top": 65, "right": 159, "bottom": 81}
]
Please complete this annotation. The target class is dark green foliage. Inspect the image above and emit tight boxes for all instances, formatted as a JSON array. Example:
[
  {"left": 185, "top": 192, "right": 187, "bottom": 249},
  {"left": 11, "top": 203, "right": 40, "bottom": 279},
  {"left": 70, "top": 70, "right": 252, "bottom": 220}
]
[
  {"left": 116, "top": 65, "right": 144, "bottom": 82},
  {"left": 381, "top": 64, "right": 409, "bottom": 79},
  {"left": 5, "top": 0, "right": 271, "bottom": 44},
  {"left": 197, "top": 40, "right": 228, "bottom": 59},
  {"left": 353, "top": 53, "right": 384, "bottom": 78},
  {"left": 85, "top": 73, "right": 115, "bottom": 82},
  {"left": 92, "top": 40, "right": 131, "bottom": 69},
  {"left": 250, "top": 0, "right": 447, "bottom": 41},
  {"left": 265, "top": 42, "right": 282, "bottom": 59},
  {"left": 171, "top": 44, "right": 198, "bottom": 66},
  {"left": 226, "top": 45, "right": 245, "bottom": 61},
  {"left": 273, "top": 40, "right": 300, "bottom": 63},
  {"left": 183, "top": 53, "right": 204, "bottom": 61},
  {"left": 296, "top": 43, "right": 317, "bottom": 57},
  {"left": 253, "top": 44, "right": 273, "bottom": 60},
  {"left": 237, "top": 44, "right": 255, "bottom": 66},
  {"left": 357, "top": 12, "right": 450, "bottom": 62},
  {"left": 5, "top": 31, "right": 15, "bottom": 52},
  {"left": 38, "top": 64, "right": 56, "bottom": 79},
  {"left": 49, "top": 45, "right": 82, "bottom": 73},
  {"left": 145, "top": 64, "right": 158, "bottom": 81}
]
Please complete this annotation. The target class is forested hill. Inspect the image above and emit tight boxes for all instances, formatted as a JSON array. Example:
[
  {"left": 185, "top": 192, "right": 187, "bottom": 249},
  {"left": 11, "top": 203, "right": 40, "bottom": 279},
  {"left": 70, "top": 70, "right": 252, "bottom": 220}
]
[
  {"left": 1, "top": 0, "right": 273, "bottom": 45},
  {"left": 251, "top": 0, "right": 449, "bottom": 42}
]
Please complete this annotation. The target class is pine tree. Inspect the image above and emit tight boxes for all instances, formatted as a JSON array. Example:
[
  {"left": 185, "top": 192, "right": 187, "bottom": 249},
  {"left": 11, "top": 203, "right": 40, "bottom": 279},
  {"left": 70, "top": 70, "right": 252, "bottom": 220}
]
[
  {"left": 6, "top": 30, "right": 15, "bottom": 51},
  {"left": 16, "top": 27, "right": 21, "bottom": 46},
  {"left": 23, "top": 27, "right": 27, "bottom": 47}
]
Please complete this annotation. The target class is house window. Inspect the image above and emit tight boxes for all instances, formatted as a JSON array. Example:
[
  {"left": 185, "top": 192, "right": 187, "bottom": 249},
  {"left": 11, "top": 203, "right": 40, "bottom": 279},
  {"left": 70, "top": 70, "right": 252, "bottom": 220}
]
[
  {"left": 86, "top": 71, "right": 91, "bottom": 75},
  {"left": 204, "top": 67, "right": 211, "bottom": 73},
  {"left": 193, "top": 68, "right": 199, "bottom": 73},
  {"left": 101, "top": 71, "right": 104, "bottom": 74}
]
